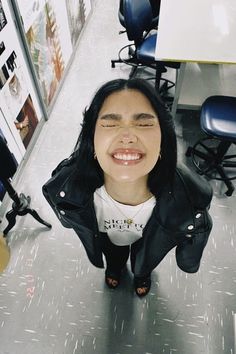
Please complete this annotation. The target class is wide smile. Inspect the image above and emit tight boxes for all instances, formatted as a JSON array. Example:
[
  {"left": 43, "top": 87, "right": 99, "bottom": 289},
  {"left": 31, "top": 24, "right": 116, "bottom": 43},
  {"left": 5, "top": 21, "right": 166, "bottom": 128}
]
[{"left": 111, "top": 149, "right": 144, "bottom": 166}]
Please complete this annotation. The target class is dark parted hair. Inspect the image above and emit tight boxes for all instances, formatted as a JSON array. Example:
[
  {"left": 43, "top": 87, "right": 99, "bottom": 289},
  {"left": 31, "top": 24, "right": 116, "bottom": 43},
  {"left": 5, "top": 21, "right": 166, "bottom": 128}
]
[{"left": 73, "top": 78, "right": 177, "bottom": 197}]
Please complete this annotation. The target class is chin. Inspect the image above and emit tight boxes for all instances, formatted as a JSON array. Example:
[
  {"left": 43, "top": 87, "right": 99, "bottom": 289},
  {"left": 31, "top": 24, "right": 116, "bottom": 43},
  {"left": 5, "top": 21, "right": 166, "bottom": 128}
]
[{"left": 112, "top": 173, "right": 146, "bottom": 183}]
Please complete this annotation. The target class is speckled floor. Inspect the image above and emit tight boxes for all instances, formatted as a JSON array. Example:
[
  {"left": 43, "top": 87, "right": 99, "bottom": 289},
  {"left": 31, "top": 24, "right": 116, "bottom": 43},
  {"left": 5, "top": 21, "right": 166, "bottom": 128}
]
[{"left": 0, "top": 1, "right": 236, "bottom": 353}]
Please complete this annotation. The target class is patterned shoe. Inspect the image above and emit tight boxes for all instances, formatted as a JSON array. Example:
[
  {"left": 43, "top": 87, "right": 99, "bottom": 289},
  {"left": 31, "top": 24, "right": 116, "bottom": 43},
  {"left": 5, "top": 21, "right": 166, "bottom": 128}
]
[
  {"left": 105, "top": 269, "right": 121, "bottom": 289},
  {"left": 134, "top": 275, "right": 151, "bottom": 297}
]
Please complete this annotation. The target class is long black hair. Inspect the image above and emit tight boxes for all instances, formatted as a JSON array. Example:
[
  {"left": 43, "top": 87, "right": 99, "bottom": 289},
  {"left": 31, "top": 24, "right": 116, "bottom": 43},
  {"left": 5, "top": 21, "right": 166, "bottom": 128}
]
[{"left": 73, "top": 78, "right": 177, "bottom": 196}]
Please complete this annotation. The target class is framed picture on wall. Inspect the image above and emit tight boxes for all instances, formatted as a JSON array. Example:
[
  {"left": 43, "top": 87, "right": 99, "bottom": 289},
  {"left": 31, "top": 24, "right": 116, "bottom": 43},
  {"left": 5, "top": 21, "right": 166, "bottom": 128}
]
[
  {"left": 25, "top": 1, "right": 65, "bottom": 106},
  {"left": 15, "top": 94, "right": 39, "bottom": 149},
  {"left": 17, "top": 0, "right": 73, "bottom": 106}
]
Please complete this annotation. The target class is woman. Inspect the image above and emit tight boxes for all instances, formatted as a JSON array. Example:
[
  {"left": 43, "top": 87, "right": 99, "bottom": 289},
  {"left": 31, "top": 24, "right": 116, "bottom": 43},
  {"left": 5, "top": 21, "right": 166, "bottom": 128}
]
[{"left": 42, "top": 78, "right": 213, "bottom": 297}]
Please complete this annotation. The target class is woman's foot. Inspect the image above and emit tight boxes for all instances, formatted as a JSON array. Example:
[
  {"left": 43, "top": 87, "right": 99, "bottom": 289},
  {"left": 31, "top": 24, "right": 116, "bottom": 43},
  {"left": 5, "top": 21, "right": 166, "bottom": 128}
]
[
  {"left": 105, "top": 269, "right": 121, "bottom": 289},
  {"left": 134, "top": 274, "right": 151, "bottom": 297}
]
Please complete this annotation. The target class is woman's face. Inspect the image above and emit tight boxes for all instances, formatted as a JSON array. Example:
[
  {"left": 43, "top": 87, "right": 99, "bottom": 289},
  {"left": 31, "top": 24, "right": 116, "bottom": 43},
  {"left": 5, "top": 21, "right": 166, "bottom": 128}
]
[{"left": 94, "top": 89, "right": 161, "bottom": 184}]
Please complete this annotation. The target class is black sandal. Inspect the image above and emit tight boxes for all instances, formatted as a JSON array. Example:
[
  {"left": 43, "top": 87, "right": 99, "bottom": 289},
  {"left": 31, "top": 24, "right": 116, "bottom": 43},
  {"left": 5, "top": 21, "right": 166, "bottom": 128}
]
[
  {"left": 134, "top": 275, "right": 151, "bottom": 297},
  {"left": 105, "top": 269, "right": 121, "bottom": 289}
]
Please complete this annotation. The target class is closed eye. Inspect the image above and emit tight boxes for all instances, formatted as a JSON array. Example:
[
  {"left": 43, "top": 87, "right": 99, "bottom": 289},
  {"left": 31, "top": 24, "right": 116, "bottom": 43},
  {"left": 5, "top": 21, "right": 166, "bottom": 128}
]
[
  {"left": 101, "top": 123, "right": 154, "bottom": 128},
  {"left": 101, "top": 124, "right": 118, "bottom": 127},
  {"left": 136, "top": 122, "right": 155, "bottom": 127}
]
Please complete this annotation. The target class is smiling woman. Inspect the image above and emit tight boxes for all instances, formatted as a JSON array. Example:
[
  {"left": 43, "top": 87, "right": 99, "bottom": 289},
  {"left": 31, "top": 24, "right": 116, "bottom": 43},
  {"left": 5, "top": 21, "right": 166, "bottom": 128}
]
[{"left": 43, "top": 78, "right": 213, "bottom": 297}]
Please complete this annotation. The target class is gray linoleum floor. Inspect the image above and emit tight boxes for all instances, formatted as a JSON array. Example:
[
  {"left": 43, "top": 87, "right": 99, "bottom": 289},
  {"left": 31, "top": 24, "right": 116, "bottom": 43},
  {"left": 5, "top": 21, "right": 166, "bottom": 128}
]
[{"left": 1, "top": 1, "right": 236, "bottom": 353}]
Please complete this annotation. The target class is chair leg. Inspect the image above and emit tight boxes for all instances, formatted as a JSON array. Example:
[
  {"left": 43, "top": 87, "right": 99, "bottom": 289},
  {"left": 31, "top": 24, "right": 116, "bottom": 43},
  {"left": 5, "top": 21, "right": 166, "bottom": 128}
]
[
  {"left": 216, "top": 165, "right": 235, "bottom": 196},
  {"left": 215, "top": 141, "right": 231, "bottom": 163},
  {"left": 111, "top": 58, "right": 123, "bottom": 68},
  {"left": 129, "top": 65, "right": 138, "bottom": 78},
  {"left": 155, "top": 63, "right": 166, "bottom": 90}
]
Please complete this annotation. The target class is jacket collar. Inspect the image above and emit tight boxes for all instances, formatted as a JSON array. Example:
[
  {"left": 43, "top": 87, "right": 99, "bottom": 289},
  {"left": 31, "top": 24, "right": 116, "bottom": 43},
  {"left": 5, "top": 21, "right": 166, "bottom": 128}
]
[{"left": 54, "top": 170, "right": 93, "bottom": 208}]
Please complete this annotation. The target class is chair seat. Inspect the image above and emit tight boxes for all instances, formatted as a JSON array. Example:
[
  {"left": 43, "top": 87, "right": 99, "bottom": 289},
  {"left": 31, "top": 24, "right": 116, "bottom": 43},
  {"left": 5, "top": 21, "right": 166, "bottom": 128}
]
[
  {"left": 137, "top": 34, "right": 181, "bottom": 69},
  {"left": 201, "top": 96, "right": 236, "bottom": 141},
  {"left": 137, "top": 34, "right": 157, "bottom": 63}
]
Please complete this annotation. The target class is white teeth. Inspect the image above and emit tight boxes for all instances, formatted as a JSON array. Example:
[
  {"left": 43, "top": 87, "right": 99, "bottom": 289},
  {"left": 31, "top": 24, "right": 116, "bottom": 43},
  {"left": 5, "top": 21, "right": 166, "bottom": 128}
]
[{"left": 113, "top": 153, "right": 141, "bottom": 161}]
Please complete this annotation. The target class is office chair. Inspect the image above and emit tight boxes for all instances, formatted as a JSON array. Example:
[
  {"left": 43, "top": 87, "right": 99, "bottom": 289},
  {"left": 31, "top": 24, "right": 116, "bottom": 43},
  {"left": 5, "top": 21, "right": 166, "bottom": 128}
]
[
  {"left": 111, "top": 0, "right": 180, "bottom": 96},
  {"left": 112, "top": 0, "right": 160, "bottom": 70},
  {"left": 186, "top": 96, "right": 236, "bottom": 196}
]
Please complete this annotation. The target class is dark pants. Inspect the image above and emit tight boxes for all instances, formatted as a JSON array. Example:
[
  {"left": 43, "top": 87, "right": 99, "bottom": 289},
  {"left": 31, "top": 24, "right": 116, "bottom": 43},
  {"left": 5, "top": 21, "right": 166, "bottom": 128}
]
[{"left": 100, "top": 233, "right": 148, "bottom": 278}]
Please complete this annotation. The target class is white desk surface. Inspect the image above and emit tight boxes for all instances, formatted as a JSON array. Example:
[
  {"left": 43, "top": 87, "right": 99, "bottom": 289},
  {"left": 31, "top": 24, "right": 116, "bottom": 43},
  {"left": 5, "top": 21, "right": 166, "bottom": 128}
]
[{"left": 155, "top": 0, "right": 236, "bottom": 64}]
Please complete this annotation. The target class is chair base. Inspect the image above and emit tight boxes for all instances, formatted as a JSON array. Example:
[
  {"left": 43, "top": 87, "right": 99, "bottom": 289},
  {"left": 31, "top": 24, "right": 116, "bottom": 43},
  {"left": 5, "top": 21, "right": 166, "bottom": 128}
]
[
  {"left": 186, "top": 137, "right": 236, "bottom": 196},
  {"left": 1, "top": 178, "right": 52, "bottom": 236}
]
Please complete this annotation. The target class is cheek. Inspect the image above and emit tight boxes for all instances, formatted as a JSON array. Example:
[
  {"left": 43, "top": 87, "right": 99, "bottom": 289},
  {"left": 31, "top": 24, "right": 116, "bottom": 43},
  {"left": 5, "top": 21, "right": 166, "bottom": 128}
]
[
  {"left": 94, "top": 130, "right": 110, "bottom": 161},
  {"left": 147, "top": 131, "right": 161, "bottom": 152}
]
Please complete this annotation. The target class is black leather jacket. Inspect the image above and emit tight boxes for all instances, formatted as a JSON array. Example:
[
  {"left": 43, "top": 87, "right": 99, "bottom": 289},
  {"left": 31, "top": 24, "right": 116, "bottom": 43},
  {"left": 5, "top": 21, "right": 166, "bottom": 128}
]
[{"left": 42, "top": 155, "right": 213, "bottom": 277}]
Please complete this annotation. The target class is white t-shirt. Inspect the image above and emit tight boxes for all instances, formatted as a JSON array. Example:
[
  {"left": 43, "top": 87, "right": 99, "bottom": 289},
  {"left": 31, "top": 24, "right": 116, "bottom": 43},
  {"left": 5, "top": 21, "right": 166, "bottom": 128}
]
[{"left": 94, "top": 186, "right": 156, "bottom": 246}]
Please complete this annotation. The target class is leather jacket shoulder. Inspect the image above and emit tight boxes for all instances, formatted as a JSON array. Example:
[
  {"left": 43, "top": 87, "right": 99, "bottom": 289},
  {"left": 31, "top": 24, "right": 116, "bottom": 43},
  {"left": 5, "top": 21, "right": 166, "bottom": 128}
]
[
  {"left": 42, "top": 153, "right": 88, "bottom": 228},
  {"left": 154, "top": 163, "right": 212, "bottom": 232}
]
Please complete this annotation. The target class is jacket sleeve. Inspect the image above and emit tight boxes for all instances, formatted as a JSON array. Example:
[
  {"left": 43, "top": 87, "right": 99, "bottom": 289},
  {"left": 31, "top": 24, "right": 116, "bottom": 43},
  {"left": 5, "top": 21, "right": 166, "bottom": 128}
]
[
  {"left": 176, "top": 163, "right": 213, "bottom": 209},
  {"left": 42, "top": 156, "right": 75, "bottom": 229},
  {"left": 175, "top": 208, "right": 212, "bottom": 273},
  {"left": 174, "top": 164, "right": 213, "bottom": 273}
]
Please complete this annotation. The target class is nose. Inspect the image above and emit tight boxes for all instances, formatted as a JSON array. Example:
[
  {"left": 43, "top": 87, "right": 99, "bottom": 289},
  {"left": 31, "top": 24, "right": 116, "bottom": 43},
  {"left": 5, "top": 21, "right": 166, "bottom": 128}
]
[{"left": 119, "top": 127, "right": 137, "bottom": 144}]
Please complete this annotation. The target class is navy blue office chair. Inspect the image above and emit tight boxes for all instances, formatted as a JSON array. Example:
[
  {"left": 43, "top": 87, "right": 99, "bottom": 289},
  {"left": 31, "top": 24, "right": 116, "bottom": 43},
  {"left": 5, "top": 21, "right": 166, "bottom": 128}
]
[
  {"left": 111, "top": 0, "right": 180, "bottom": 94},
  {"left": 112, "top": 0, "right": 160, "bottom": 70},
  {"left": 186, "top": 96, "right": 236, "bottom": 196}
]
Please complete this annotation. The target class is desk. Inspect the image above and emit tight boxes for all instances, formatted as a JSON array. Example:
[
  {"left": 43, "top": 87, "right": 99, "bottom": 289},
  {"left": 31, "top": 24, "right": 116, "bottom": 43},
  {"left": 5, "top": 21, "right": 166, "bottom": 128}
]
[{"left": 155, "top": 0, "right": 236, "bottom": 116}]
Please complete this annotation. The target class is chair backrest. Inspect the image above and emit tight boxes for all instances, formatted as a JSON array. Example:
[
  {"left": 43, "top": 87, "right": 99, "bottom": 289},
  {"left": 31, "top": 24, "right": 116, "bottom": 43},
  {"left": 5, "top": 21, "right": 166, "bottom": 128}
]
[
  {"left": 123, "top": 0, "right": 153, "bottom": 42},
  {"left": 119, "top": 0, "right": 125, "bottom": 27},
  {"left": 119, "top": 0, "right": 159, "bottom": 30}
]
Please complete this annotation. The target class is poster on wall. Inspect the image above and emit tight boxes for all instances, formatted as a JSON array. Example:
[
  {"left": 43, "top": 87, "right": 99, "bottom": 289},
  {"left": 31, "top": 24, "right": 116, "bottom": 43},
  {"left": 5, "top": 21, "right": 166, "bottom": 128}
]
[
  {"left": 15, "top": 94, "right": 39, "bottom": 149},
  {"left": 17, "top": 0, "right": 73, "bottom": 107},
  {"left": 15, "top": 0, "right": 45, "bottom": 33},
  {"left": 25, "top": 2, "right": 65, "bottom": 106},
  {"left": 66, "top": 0, "right": 91, "bottom": 47},
  {"left": 2, "top": 60, "right": 29, "bottom": 121}
]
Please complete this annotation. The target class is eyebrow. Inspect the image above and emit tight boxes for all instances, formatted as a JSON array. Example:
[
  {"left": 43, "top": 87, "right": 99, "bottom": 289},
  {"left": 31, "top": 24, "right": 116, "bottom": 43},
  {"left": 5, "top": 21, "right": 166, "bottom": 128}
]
[{"left": 98, "top": 113, "right": 157, "bottom": 121}]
